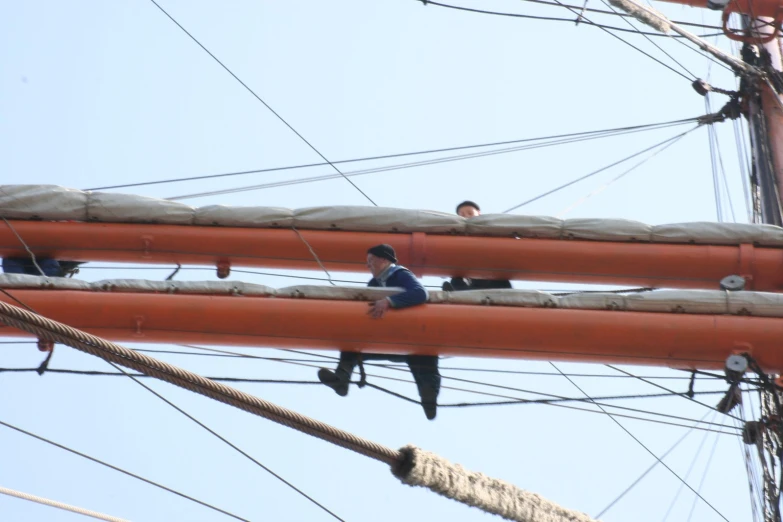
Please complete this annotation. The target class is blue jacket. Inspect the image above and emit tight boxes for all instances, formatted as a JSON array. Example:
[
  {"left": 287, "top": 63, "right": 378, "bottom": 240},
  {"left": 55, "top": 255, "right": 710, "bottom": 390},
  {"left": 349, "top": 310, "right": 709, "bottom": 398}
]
[
  {"left": 2, "top": 257, "right": 62, "bottom": 277},
  {"left": 368, "top": 265, "right": 428, "bottom": 309}
]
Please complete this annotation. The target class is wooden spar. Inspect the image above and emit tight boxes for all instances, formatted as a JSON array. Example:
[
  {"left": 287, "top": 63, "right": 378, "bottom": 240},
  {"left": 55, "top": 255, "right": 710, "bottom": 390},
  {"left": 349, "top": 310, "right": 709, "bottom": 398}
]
[
  {"left": 1, "top": 289, "right": 782, "bottom": 372},
  {"left": 2, "top": 221, "right": 783, "bottom": 290},
  {"left": 761, "top": 30, "right": 783, "bottom": 211}
]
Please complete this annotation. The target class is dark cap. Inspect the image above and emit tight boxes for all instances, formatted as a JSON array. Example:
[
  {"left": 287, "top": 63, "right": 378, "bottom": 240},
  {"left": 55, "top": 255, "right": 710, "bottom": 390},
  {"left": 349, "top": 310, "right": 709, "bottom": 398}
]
[
  {"left": 367, "top": 244, "right": 397, "bottom": 264},
  {"left": 456, "top": 200, "right": 480, "bottom": 214}
]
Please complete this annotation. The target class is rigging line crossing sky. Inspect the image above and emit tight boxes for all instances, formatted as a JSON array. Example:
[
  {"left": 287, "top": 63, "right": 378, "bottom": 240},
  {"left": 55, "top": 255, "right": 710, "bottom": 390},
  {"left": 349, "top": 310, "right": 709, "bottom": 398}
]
[
  {"left": 661, "top": 412, "right": 717, "bottom": 521},
  {"left": 548, "top": 362, "right": 731, "bottom": 522},
  {"left": 686, "top": 422, "right": 723, "bottom": 520},
  {"left": 736, "top": 399, "right": 765, "bottom": 519},
  {"left": 596, "top": 0, "right": 697, "bottom": 79},
  {"left": 358, "top": 374, "right": 739, "bottom": 434},
  {"left": 0, "top": 364, "right": 721, "bottom": 381},
  {"left": 546, "top": 0, "right": 702, "bottom": 81},
  {"left": 515, "top": 0, "right": 725, "bottom": 30},
  {"left": 153, "top": 352, "right": 741, "bottom": 416},
  {"left": 502, "top": 125, "right": 700, "bottom": 212},
  {"left": 715, "top": 116, "right": 738, "bottom": 221},
  {"left": 707, "top": 97, "right": 726, "bottom": 221},
  {"left": 167, "top": 120, "right": 695, "bottom": 200},
  {"left": 425, "top": 0, "right": 725, "bottom": 37},
  {"left": 0, "top": 419, "right": 251, "bottom": 521},
  {"left": 733, "top": 119, "right": 754, "bottom": 221},
  {"left": 11, "top": 359, "right": 733, "bottom": 420},
  {"left": 593, "top": 410, "right": 712, "bottom": 518},
  {"left": 84, "top": 117, "right": 698, "bottom": 191},
  {"left": 663, "top": 410, "right": 709, "bottom": 522},
  {"left": 654, "top": 12, "right": 736, "bottom": 74},
  {"left": 424, "top": 0, "right": 694, "bottom": 81},
  {"left": 164, "top": 345, "right": 738, "bottom": 431},
  {"left": 605, "top": 364, "right": 745, "bottom": 421},
  {"left": 147, "top": 0, "right": 378, "bottom": 206},
  {"left": 106, "top": 360, "right": 346, "bottom": 522},
  {"left": 555, "top": 127, "right": 691, "bottom": 216},
  {"left": 291, "top": 364, "right": 740, "bottom": 432}
]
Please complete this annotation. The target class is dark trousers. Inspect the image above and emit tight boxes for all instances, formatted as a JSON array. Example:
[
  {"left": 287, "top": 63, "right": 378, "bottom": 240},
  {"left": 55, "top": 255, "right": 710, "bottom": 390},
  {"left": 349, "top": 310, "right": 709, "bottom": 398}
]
[
  {"left": 336, "top": 352, "right": 441, "bottom": 398},
  {"left": 2, "top": 257, "right": 62, "bottom": 277}
]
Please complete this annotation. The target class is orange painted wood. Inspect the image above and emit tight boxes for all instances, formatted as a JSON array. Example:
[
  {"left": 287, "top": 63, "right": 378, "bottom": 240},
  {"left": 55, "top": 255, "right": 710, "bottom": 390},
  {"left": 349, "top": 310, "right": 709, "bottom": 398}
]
[
  {"left": 0, "top": 289, "right": 781, "bottom": 372},
  {"left": 2, "top": 221, "right": 783, "bottom": 290}
]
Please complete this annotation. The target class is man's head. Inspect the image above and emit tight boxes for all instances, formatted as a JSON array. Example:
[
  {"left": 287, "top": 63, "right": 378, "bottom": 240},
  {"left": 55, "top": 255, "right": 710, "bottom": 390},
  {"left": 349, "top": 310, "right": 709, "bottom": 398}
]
[
  {"left": 456, "top": 200, "right": 481, "bottom": 218},
  {"left": 366, "top": 244, "right": 397, "bottom": 277}
]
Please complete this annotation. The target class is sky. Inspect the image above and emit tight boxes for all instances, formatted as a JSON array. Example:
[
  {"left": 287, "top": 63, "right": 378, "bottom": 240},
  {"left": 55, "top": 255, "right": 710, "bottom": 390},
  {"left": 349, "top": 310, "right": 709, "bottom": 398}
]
[{"left": 0, "top": 1, "right": 768, "bottom": 521}]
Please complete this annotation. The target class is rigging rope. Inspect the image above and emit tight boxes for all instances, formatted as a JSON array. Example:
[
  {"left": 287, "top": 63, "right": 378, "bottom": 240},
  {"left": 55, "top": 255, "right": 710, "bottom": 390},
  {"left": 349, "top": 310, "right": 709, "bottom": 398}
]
[
  {"left": 594, "top": 411, "right": 711, "bottom": 518},
  {"left": 291, "top": 227, "right": 336, "bottom": 285},
  {"left": 660, "top": 411, "right": 717, "bottom": 521},
  {"left": 549, "top": 363, "right": 730, "bottom": 521},
  {"left": 1, "top": 362, "right": 737, "bottom": 434},
  {"left": 555, "top": 129, "right": 690, "bottom": 216},
  {"left": 686, "top": 423, "right": 722, "bottom": 521},
  {"left": 422, "top": 0, "right": 693, "bottom": 81},
  {"left": 600, "top": 0, "right": 696, "bottom": 79},
  {"left": 0, "top": 419, "right": 250, "bottom": 521},
  {"left": 105, "top": 360, "right": 345, "bottom": 521},
  {"left": 420, "top": 0, "right": 720, "bottom": 37},
  {"left": 84, "top": 117, "right": 699, "bottom": 192},
  {"left": 147, "top": 0, "right": 377, "bottom": 206},
  {"left": 502, "top": 126, "right": 699, "bottom": 213},
  {"left": 166, "top": 119, "right": 695, "bottom": 200},
  {"left": 1, "top": 217, "right": 44, "bottom": 276},
  {"left": 0, "top": 485, "right": 130, "bottom": 522},
  {"left": 514, "top": 0, "right": 724, "bottom": 30},
  {"left": 606, "top": 364, "right": 745, "bottom": 421},
  {"left": 394, "top": 444, "right": 598, "bottom": 522}
]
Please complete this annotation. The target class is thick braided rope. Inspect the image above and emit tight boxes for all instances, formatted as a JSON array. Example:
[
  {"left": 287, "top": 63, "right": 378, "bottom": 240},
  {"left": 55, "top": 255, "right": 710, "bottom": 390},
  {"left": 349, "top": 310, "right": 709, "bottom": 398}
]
[
  {"left": 0, "top": 301, "right": 401, "bottom": 466},
  {"left": 393, "top": 445, "right": 599, "bottom": 522},
  {"left": 0, "top": 485, "right": 130, "bottom": 522}
]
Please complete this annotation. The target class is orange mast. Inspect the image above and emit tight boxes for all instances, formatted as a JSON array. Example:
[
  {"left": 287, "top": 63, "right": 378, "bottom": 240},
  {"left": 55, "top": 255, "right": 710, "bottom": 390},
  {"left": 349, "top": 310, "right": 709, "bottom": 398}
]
[
  {"left": 0, "top": 289, "right": 779, "bottom": 372},
  {"left": 2, "top": 220, "right": 782, "bottom": 290}
]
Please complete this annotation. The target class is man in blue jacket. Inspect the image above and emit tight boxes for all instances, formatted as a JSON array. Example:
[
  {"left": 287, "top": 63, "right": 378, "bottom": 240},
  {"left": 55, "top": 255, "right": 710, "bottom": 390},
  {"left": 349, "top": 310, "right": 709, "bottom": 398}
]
[
  {"left": 318, "top": 244, "right": 441, "bottom": 420},
  {"left": 2, "top": 257, "right": 84, "bottom": 278}
]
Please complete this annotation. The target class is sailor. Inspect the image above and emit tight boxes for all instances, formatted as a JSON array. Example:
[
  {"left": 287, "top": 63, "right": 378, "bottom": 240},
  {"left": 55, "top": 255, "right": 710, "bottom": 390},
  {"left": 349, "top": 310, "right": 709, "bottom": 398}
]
[
  {"left": 2, "top": 257, "right": 83, "bottom": 278},
  {"left": 445, "top": 201, "right": 513, "bottom": 291},
  {"left": 317, "top": 244, "right": 441, "bottom": 420},
  {"left": 2, "top": 257, "right": 62, "bottom": 277}
]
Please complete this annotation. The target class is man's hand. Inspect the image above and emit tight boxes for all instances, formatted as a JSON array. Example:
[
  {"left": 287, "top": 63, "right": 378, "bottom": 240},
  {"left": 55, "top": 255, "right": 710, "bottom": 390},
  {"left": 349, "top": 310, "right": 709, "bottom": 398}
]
[{"left": 368, "top": 298, "right": 391, "bottom": 319}]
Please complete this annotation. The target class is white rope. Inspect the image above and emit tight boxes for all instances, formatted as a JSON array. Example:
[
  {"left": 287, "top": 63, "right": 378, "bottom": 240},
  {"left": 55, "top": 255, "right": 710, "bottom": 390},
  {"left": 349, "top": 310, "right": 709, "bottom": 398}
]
[
  {"left": 0, "top": 485, "right": 130, "bottom": 522},
  {"left": 394, "top": 445, "right": 598, "bottom": 522}
]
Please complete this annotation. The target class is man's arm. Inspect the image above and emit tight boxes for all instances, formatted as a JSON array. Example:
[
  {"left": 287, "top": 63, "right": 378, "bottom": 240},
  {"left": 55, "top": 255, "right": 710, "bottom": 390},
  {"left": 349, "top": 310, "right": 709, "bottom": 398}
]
[{"left": 387, "top": 270, "right": 428, "bottom": 308}]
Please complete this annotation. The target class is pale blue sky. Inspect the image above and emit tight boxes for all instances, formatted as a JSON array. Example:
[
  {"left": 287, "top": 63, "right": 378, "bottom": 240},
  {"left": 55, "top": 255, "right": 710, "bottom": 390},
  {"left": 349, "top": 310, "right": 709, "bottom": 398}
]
[{"left": 0, "top": 1, "right": 759, "bottom": 521}]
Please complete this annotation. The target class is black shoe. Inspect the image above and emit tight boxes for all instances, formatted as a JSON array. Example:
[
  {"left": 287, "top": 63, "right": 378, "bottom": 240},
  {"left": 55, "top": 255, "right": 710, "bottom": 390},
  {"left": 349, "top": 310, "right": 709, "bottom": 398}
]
[
  {"left": 441, "top": 281, "right": 454, "bottom": 292},
  {"left": 422, "top": 401, "right": 437, "bottom": 420},
  {"left": 58, "top": 261, "right": 85, "bottom": 278},
  {"left": 419, "top": 387, "right": 438, "bottom": 420},
  {"left": 318, "top": 368, "right": 348, "bottom": 397}
]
